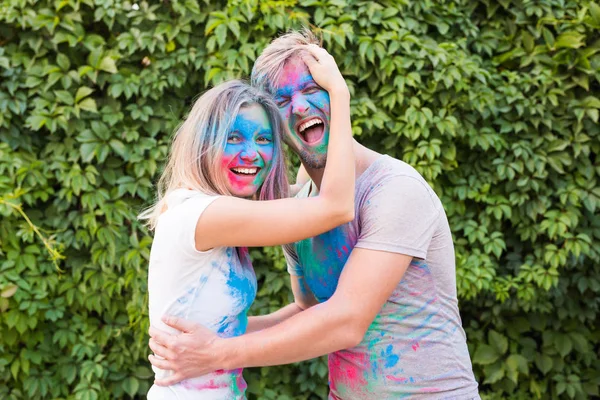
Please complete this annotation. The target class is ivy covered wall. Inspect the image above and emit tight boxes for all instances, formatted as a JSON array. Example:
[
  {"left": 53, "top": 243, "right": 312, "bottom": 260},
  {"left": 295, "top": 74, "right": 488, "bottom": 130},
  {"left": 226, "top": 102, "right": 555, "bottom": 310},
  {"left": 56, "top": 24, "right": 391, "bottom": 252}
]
[{"left": 0, "top": 0, "right": 599, "bottom": 399}]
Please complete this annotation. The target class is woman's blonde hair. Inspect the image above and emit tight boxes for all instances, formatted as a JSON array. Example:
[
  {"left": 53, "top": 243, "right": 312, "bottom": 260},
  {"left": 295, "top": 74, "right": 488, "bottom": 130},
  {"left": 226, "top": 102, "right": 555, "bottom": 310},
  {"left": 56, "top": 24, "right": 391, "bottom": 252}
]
[
  {"left": 251, "top": 28, "right": 321, "bottom": 94},
  {"left": 140, "top": 80, "right": 289, "bottom": 229}
]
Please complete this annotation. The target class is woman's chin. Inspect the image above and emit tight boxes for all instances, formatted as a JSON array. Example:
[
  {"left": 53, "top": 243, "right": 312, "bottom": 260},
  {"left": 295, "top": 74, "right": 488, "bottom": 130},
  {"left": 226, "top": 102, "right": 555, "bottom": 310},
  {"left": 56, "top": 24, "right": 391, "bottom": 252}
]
[{"left": 230, "top": 187, "right": 259, "bottom": 199}]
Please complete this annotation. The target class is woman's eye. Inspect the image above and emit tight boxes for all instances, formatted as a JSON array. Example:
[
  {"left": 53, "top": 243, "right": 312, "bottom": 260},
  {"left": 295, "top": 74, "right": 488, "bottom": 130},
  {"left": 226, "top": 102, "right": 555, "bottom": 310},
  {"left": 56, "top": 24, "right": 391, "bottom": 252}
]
[
  {"left": 257, "top": 136, "right": 272, "bottom": 144},
  {"left": 227, "top": 135, "right": 241, "bottom": 143}
]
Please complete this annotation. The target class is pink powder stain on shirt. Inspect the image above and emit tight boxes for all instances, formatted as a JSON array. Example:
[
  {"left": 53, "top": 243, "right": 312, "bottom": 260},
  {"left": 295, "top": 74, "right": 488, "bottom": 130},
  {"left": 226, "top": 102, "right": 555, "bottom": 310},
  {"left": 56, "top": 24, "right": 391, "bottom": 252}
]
[
  {"left": 412, "top": 342, "right": 420, "bottom": 351},
  {"left": 329, "top": 352, "right": 370, "bottom": 393},
  {"left": 420, "top": 387, "right": 442, "bottom": 392},
  {"left": 386, "top": 375, "right": 408, "bottom": 383},
  {"left": 181, "top": 379, "right": 228, "bottom": 390}
]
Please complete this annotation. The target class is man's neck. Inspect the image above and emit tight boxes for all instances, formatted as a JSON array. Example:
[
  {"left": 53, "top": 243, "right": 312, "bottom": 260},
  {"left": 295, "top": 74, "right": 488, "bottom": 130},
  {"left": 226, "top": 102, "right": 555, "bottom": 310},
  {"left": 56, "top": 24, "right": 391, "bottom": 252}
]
[{"left": 302, "top": 140, "right": 382, "bottom": 190}]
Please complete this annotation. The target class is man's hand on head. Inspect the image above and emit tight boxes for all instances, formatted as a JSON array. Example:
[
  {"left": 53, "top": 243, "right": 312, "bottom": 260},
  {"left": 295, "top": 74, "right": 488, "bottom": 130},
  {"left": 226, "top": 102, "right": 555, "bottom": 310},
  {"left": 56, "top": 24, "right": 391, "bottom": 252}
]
[{"left": 148, "top": 316, "right": 223, "bottom": 386}]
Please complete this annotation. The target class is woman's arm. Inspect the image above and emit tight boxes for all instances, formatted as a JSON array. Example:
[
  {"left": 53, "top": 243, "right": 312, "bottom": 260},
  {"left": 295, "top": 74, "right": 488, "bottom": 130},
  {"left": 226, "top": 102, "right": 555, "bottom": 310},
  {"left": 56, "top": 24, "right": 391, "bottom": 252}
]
[
  {"left": 246, "top": 303, "right": 303, "bottom": 333},
  {"left": 196, "top": 45, "right": 354, "bottom": 250},
  {"left": 246, "top": 275, "right": 318, "bottom": 332}
]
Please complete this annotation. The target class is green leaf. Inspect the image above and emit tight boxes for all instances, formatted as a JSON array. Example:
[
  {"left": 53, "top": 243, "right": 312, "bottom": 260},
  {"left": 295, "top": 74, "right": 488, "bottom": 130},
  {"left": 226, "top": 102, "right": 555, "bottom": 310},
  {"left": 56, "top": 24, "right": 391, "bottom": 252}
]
[
  {"left": 1, "top": 284, "right": 17, "bottom": 298},
  {"left": 55, "top": 90, "right": 74, "bottom": 105},
  {"left": 109, "top": 139, "right": 127, "bottom": 158},
  {"left": 121, "top": 376, "right": 139, "bottom": 397},
  {"left": 542, "top": 28, "right": 555, "bottom": 49},
  {"left": 589, "top": 3, "right": 600, "bottom": 25},
  {"left": 507, "top": 354, "right": 529, "bottom": 375},
  {"left": 57, "top": 53, "right": 71, "bottom": 70},
  {"left": 98, "top": 56, "right": 118, "bottom": 73},
  {"left": 76, "top": 87, "right": 95, "bottom": 103},
  {"left": 555, "top": 334, "right": 573, "bottom": 357},
  {"left": 489, "top": 330, "right": 508, "bottom": 355},
  {"left": 522, "top": 31, "right": 534, "bottom": 52},
  {"left": 555, "top": 32, "right": 585, "bottom": 49},
  {"left": 483, "top": 361, "right": 505, "bottom": 384},
  {"left": 79, "top": 98, "right": 98, "bottom": 113},
  {"left": 473, "top": 344, "right": 500, "bottom": 365}
]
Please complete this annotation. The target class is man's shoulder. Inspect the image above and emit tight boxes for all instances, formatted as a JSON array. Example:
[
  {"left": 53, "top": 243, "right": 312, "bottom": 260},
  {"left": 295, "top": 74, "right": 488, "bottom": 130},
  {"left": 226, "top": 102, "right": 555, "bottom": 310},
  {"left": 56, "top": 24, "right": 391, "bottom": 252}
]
[{"left": 359, "top": 155, "right": 429, "bottom": 191}]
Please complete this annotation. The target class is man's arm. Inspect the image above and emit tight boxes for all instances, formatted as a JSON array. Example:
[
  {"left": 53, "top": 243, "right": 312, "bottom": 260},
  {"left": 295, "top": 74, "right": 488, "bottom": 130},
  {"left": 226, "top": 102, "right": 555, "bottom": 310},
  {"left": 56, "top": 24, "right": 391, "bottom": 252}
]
[
  {"left": 148, "top": 248, "right": 411, "bottom": 383},
  {"left": 246, "top": 275, "right": 318, "bottom": 333}
]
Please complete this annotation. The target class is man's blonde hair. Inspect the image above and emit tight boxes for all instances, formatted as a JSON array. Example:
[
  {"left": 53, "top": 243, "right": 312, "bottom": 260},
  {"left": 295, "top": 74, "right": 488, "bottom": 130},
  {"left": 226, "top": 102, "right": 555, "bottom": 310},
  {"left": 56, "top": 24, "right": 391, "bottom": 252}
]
[{"left": 251, "top": 29, "right": 321, "bottom": 94}]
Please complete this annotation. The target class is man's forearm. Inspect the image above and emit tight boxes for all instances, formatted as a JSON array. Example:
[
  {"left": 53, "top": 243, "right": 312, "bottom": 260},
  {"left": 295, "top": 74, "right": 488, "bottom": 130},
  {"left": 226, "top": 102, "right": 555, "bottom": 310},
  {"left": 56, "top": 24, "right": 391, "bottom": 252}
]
[
  {"left": 246, "top": 303, "right": 303, "bottom": 333},
  {"left": 217, "top": 297, "right": 361, "bottom": 369}
]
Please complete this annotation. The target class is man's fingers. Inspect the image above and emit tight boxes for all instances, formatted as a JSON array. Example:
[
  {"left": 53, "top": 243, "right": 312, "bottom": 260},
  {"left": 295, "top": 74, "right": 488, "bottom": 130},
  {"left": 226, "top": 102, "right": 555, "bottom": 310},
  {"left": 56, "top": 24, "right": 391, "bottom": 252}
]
[
  {"left": 155, "top": 374, "right": 185, "bottom": 387},
  {"left": 148, "top": 354, "right": 172, "bottom": 370},
  {"left": 161, "top": 315, "right": 205, "bottom": 334},
  {"left": 149, "top": 338, "right": 173, "bottom": 359},
  {"left": 149, "top": 326, "right": 173, "bottom": 346}
]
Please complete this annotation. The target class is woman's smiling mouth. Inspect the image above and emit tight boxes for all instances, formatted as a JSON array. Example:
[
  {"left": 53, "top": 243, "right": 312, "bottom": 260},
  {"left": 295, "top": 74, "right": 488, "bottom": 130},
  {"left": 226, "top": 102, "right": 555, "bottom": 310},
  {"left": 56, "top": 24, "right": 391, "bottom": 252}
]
[{"left": 230, "top": 167, "right": 261, "bottom": 176}]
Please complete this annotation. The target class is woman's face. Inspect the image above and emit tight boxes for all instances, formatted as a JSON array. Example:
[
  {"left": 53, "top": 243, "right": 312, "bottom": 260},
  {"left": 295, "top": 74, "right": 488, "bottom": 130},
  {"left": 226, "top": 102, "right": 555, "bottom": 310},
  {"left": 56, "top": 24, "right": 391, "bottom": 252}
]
[{"left": 221, "top": 103, "right": 275, "bottom": 198}]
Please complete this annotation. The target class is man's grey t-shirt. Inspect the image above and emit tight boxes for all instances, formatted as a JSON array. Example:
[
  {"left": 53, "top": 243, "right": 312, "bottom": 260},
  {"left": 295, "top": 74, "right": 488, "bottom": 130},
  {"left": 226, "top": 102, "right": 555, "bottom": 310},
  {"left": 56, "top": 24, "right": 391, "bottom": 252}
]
[{"left": 285, "top": 155, "right": 479, "bottom": 399}]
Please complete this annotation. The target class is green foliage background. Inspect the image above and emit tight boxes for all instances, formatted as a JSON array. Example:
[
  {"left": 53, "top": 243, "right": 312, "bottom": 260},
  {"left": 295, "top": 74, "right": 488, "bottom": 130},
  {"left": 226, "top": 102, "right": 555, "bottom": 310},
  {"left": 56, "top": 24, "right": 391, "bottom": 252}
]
[{"left": 1, "top": 0, "right": 599, "bottom": 398}]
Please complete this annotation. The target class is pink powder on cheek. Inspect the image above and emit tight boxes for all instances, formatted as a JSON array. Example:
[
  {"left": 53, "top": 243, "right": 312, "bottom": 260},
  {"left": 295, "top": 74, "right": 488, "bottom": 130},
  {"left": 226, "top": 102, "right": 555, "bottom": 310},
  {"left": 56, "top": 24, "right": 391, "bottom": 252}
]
[{"left": 220, "top": 157, "right": 249, "bottom": 193}]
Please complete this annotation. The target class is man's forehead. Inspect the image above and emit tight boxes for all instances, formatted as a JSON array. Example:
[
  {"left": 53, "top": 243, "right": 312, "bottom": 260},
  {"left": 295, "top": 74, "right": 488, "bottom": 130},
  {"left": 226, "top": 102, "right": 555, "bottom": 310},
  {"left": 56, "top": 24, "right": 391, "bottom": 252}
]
[{"left": 274, "top": 61, "right": 313, "bottom": 96}]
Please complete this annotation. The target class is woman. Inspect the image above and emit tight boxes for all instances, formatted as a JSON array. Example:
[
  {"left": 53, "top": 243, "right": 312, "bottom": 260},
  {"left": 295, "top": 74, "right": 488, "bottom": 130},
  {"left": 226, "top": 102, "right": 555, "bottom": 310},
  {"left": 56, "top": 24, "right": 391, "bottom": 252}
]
[{"left": 141, "top": 45, "right": 353, "bottom": 399}]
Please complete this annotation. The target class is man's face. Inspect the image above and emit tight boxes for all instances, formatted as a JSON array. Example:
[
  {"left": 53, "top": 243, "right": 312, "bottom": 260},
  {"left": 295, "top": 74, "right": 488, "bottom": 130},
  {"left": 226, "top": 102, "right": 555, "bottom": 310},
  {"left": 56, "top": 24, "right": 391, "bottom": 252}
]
[{"left": 273, "top": 57, "right": 330, "bottom": 169}]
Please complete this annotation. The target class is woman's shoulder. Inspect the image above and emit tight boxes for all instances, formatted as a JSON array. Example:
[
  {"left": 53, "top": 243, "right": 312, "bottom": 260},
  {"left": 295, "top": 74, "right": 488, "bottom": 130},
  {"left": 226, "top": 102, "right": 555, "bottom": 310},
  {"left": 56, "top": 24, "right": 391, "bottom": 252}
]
[{"left": 165, "top": 188, "right": 219, "bottom": 209}]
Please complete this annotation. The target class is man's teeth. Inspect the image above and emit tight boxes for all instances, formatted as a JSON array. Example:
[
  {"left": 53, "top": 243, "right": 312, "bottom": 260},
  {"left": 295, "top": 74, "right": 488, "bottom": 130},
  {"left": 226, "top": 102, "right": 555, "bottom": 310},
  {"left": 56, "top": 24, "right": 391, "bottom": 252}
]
[
  {"left": 299, "top": 118, "right": 323, "bottom": 133},
  {"left": 232, "top": 167, "right": 258, "bottom": 175}
]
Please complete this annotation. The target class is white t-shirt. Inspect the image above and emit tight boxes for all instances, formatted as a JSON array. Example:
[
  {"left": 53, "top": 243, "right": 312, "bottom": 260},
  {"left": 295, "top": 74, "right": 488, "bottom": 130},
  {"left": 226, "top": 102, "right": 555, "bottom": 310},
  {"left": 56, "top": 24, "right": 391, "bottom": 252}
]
[{"left": 147, "top": 189, "right": 257, "bottom": 400}]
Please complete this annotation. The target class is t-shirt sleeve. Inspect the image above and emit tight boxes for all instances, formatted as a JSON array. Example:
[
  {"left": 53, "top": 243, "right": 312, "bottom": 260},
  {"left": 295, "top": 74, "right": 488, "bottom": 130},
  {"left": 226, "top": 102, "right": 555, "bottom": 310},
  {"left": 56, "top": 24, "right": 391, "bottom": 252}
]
[
  {"left": 166, "top": 192, "right": 220, "bottom": 256},
  {"left": 282, "top": 180, "right": 314, "bottom": 276},
  {"left": 355, "top": 175, "right": 441, "bottom": 259},
  {"left": 283, "top": 243, "right": 303, "bottom": 276}
]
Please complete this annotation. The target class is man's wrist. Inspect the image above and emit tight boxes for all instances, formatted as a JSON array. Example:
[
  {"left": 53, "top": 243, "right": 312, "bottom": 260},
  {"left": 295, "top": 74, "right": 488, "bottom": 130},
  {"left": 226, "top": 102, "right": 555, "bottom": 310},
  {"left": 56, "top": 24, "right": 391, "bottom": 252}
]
[{"left": 214, "top": 336, "right": 241, "bottom": 371}]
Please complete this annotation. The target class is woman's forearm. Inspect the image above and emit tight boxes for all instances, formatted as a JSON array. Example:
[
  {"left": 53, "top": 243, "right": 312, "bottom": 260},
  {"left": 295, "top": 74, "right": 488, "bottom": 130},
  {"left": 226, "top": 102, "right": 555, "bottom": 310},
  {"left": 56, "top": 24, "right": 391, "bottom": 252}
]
[
  {"left": 246, "top": 303, "right": 303, "bottom": 333},
  {"left": 320, "top": 88, "right": 354, "bottom": 214}
]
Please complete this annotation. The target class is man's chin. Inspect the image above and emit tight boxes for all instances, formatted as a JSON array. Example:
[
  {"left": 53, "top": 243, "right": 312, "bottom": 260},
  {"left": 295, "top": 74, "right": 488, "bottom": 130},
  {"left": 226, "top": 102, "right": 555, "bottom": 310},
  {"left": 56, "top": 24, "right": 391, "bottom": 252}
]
[{"left": 299, "top": 150, "right": 327, "bottom": 170}]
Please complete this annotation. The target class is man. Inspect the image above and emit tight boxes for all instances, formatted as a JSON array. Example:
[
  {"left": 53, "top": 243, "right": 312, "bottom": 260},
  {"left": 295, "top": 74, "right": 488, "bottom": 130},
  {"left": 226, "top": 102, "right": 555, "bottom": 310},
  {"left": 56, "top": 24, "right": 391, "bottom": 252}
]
[{"left": 149, "top": 31, "right": 480, "bottom": 399}]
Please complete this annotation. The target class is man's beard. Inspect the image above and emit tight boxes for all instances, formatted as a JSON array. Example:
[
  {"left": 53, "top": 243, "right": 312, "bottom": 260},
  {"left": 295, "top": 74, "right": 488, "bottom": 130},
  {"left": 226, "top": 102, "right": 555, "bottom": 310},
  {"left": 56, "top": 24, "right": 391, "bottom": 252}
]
[{"left": 299, "top": 150, "right": 327, "bottom": 169}]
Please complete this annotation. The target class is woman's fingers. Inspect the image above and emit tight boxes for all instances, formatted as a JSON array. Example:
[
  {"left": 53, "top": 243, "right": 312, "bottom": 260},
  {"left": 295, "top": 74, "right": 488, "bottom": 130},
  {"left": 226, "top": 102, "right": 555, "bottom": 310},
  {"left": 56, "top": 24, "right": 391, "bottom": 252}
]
[
  {"left": 301, "top": 53, "right": 318, "bottom": 69},
  {"left": 304, "top": 43, "right": 329, "bottom": 61},
  {"left": 300, "top": 44, "right": 346, "bottom": 93}
]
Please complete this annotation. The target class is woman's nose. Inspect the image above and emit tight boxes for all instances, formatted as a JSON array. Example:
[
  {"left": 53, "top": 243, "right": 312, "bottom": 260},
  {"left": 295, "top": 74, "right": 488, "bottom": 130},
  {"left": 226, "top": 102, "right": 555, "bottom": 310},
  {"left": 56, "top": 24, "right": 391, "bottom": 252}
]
[{"left": 240, "top": 145, "right": 259, "bottom": 162}]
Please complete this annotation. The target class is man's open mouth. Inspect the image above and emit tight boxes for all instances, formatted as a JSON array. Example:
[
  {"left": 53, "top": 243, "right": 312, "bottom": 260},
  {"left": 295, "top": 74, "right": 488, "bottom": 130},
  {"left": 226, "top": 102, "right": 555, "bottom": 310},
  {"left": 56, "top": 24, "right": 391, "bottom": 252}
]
[
  {"left": 296, "top": 117, "right": 325, "bottom": 144},
  {"left": 230, "top": 167, "right": 260, "bottom": 176}
]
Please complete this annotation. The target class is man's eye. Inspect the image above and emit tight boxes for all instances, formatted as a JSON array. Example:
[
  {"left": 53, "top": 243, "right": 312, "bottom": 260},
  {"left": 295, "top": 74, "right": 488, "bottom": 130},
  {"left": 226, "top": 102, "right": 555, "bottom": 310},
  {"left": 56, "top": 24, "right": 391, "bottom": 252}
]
[
  {"left": 276, "top": 98, "right": 290, "bottom": 108},
  {"left": 304, "top": 86, "right": 319, "bottom": 94}
]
